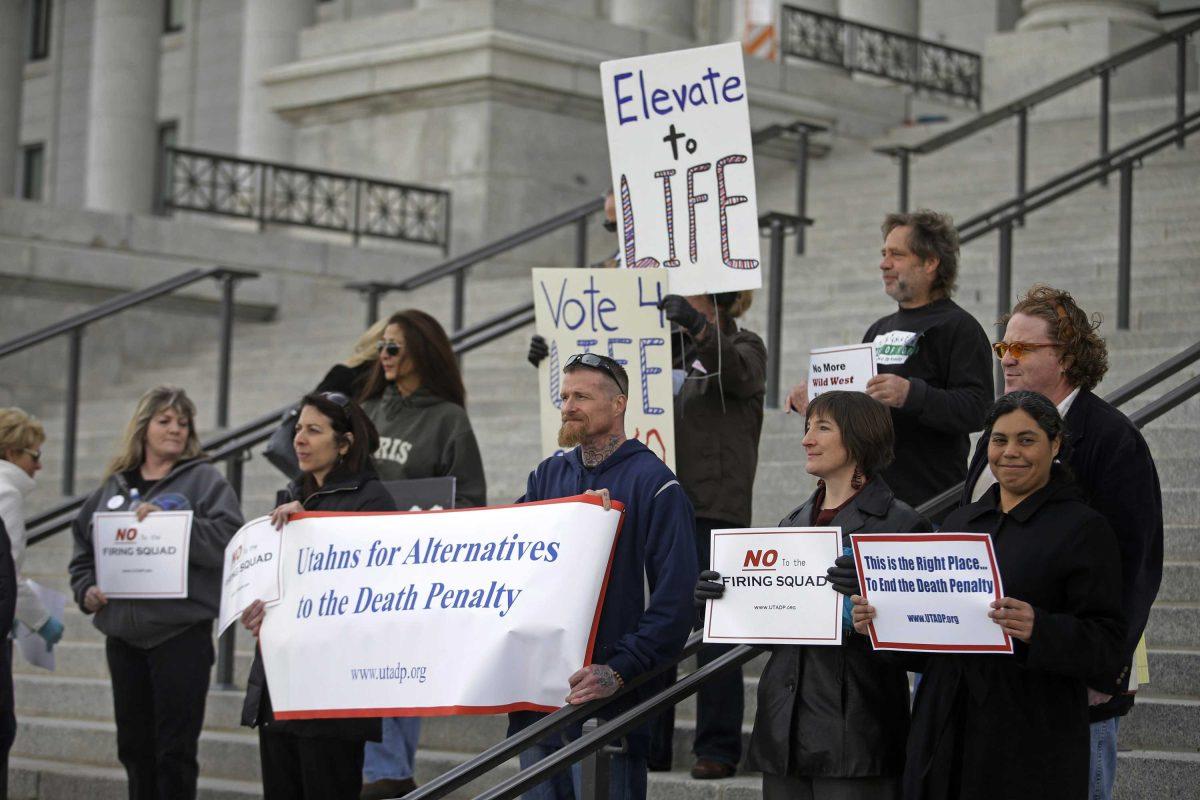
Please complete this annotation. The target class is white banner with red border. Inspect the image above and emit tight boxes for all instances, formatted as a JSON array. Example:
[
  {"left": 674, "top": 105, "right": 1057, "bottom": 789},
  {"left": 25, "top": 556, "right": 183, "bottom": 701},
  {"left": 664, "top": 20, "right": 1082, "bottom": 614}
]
[
  {"left": 850, "top": 532, "right": 1012, "bottom": 654},
  {"left": 259, "top": 495, "right": 624, "bottom": 719}
]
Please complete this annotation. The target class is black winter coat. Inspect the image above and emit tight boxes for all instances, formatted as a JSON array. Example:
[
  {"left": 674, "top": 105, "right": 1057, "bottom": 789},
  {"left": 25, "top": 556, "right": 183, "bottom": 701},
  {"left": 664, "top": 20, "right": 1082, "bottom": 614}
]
[
  {"left": 241, "top": 468, "right": 397, "bottom": 741},
  {"left": 674, "top": 324, "right": 766, "bottom": 526},
  {"left": 746, "top": 478, "right": 931, "bottom": 778},
  {"left": 904, "top": 476, "right": 1125, "bottom": 800},
  {"left": 960, "top": 388, "right": 1161, "bottom": 719}
]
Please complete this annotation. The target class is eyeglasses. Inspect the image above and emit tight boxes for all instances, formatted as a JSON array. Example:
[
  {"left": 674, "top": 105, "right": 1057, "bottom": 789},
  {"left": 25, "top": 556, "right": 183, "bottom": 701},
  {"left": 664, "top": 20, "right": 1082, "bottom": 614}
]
[
  {"left": 992, "top": 341, "right": 1060, "bottom": 360},
  {"left": 22, "top": 448, "right": 41, "bottom": 463},
  {"left": 565, "top": 353, "right": 628, "bottom": 396},
  {"left": 319, "top": 391, "right": 351, "bottom": 409},
  {"left": 376, "top": 340, "right": 404, "bottom": 357}
]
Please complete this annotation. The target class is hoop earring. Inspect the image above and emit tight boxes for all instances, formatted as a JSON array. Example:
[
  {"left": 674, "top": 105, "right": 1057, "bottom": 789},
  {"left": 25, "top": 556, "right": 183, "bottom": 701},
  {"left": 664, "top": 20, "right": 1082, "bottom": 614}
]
[{"left": 851, "top": 467, "right": 864, "bottom": 490}]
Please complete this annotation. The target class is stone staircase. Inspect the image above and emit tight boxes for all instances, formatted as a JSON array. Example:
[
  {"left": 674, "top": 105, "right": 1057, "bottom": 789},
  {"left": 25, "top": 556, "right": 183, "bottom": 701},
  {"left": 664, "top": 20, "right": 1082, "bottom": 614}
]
[{"left": 8, "top": 96, "right": 1200, "bottom": 798}]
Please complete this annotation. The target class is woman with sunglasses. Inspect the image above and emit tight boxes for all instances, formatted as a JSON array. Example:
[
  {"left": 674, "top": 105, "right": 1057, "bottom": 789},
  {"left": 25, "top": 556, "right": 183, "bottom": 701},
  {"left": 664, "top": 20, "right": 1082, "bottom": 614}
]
[
  {"left": 357, "top": 309, "right": 486, "bottom": 798},
  {"left": 68, "top": 386, "right": 244, "bottom": 800},
  {"left": 241, "top": 391, "right": 396, "bottom": 800}
]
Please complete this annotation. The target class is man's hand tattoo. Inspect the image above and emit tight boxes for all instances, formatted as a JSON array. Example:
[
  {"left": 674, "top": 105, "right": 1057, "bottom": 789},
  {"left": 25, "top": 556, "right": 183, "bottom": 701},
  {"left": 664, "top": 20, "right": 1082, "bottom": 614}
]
[{"left": 592, "top": 664, "right": 616, "bottom": 689}]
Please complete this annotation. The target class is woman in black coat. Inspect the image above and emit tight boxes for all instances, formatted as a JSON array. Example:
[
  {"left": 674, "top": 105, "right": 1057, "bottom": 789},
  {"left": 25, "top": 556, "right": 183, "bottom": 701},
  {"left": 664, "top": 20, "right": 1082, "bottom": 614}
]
[
  {"left": 853, "top": 391, "right": 1125, "bottom": 800},
  {"left": 240, "top": 391, "right": 397, "bottom": 800},
  {"left": 698, "top": 391, "right": 930, "bottom": 799}
]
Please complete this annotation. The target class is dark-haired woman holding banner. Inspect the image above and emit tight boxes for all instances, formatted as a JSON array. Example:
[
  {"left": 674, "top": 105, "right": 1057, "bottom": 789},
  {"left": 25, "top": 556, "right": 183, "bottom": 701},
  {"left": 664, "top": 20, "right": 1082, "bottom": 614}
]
[
  {"left": 852, "top": 390, "right": 1125, "bottom": 800},
  {"left": 241, "top": 391, "right": 396, "bottom": 800},
  {"left": 698, "top": 391, "right": 930, "bottom": 799}
]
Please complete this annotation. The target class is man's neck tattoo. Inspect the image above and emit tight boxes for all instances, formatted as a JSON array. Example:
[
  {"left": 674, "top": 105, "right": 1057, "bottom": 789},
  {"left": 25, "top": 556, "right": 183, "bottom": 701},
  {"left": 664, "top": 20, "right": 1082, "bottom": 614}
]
[{"left": 582, "top": 435, "right": 623, "bottom": 468}]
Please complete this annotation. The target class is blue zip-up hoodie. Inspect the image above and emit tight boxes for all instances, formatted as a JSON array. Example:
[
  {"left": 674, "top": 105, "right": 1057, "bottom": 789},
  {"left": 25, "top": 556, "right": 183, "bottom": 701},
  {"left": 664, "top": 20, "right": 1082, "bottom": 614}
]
[{"left": 508, "top": 439, "right": 697, "bottom": 745}]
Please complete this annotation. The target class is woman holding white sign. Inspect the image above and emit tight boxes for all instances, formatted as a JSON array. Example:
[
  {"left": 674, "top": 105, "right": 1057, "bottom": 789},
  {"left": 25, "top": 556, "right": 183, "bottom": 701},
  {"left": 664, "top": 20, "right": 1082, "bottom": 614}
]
[
  {"left": 852, "top": 391, "right": 1125, "bottom": 800},
  {"left": 67, "top": 386, "right": 243, "bottom": 800},
  {"left": 697, "top": 391, "right": 930, "bottom": 799},
  {"left": 240, "top": 391, "right": 396, "bottom": 800}
]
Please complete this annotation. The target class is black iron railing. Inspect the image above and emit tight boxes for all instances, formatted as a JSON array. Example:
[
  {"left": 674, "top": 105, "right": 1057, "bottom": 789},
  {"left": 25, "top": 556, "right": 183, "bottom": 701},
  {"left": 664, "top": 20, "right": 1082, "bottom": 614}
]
[
  {"left": 780, "top": 4, "right": 982, "bottom": 105},
  {"left": 876, "top": 16, "right": 1200, "bottom": 213},
  {"left": 164, "top": 146, "right": 452, "bottom": 250},
  {"left": 0, "top": 267, "right": 258, "bottom": 496}
]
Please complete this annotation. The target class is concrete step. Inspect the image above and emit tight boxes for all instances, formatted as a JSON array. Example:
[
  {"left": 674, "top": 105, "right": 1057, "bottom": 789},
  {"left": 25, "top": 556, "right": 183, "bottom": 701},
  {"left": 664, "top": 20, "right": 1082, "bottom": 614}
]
[
  {"left": 1145, "top": 647, "right": 1200, "bottom": 697},
  {"left": 1114, "top": 749, "right": 1200, "bottom": 800},
  {"left": 1144, "top": 603, "right": 1200, "bottom": 649},
  {"left": 1158, "top": 562, "right": 1200, "bottom": 603},
  {"left": 1119, "top": 693, "right": 1200, "bottom": 751},
  {"left": 11, "top": 640, "right": 256, "bottom": 686},
  {"left": 8, "top": 756, "right": 261, "bottom": 800}
]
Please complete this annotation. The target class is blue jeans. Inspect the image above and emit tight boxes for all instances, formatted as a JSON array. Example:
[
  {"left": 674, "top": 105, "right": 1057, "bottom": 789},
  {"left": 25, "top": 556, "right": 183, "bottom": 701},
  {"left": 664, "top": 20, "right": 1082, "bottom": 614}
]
[
  {"left": 363, "top": 717, "right": 422, "bottom": 782},
  {"left": 518, "top": 741, "right": 647, "bottom": 800},
  {"left": 1089, "top": 717, "right": 1119, "bottom": 800}
]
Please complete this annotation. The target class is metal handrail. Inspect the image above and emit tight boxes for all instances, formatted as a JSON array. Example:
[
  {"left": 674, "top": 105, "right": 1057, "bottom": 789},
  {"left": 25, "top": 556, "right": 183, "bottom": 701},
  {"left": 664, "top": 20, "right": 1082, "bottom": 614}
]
[
  {"left": 345, "top": 120, "right": 827, "bottom": 330},
  {"left": 165, "top": 146, "right": 451, "bottom": 250},
  {"left": 780, "top": 4, "right": 982, "bottom": 105},
  {"left": 0, "top": 267, "right": 258, "bottom": 494},
  {"left": 876, "top": 17, "right": 1200, "bottom": 212}
]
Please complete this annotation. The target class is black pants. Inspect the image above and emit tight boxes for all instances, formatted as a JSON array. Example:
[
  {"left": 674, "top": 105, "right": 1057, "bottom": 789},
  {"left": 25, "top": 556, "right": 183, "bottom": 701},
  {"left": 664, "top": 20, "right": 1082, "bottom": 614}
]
[
  {"left": 649, "top": 517, "right": 745, "bottom": 769},
  {"left": 106, "top": 621, "right": 214, "bottom": 800},
  {"left": 1, "top": 639, "right": 14, "bottom": 800},
  {"left": 259, "top": 726, "right": 365, "bottom": 800}
]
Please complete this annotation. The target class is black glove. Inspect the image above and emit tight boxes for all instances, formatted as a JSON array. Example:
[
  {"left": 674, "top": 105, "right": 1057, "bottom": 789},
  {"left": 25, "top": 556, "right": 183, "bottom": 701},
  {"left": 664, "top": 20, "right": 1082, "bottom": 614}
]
[
  {"left": 527, "top": 334, "right": 549, "bottom": 367},
  {"left": 826, "top": 555, "right": 860, "bottom": 597},
  {"left": 694, "top": 570, "right": 725, "bottom": 607},
  {"left": 658, "top": 295, "right": 707, "bottom": 337}
]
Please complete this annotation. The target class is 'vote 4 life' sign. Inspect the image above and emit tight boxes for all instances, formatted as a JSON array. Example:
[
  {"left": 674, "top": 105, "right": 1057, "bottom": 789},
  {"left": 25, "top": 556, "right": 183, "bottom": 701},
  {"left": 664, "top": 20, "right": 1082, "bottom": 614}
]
[
  {"left": 601, "top": 42, "right": 762, "bottom": 296},
  {"left": 532, "top": 268, "right": 675, "bottom": 471}
]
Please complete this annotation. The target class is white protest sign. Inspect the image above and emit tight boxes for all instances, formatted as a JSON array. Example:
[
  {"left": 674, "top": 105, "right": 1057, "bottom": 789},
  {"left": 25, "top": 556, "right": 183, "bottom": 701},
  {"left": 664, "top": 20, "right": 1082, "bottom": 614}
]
[
  {"left": 92, "top": 511, "right": 192, "bottom": 599},
  {"left": 704, "top": 528, "right": 842, "bottom": 646},
  {"left": 601, "top": 42, "right": 762, "bottom": 296},
  {"left": 15, "top": 580, "right": 65, "bottom": 670},
  {"left": 532, "top": 268, "right": 675, "bottom": 470},
  {"left": 808, "top": 344, "right": 877, "bottom": 398},
  {"left": 850, "top": 532, "right": 1012, "bottom": 654},
  {"left": 259, "top": 495, "right": 623, "bottom": 718},
  {"left": 219, "top": 516, "right": 284, "bottom": 635}
]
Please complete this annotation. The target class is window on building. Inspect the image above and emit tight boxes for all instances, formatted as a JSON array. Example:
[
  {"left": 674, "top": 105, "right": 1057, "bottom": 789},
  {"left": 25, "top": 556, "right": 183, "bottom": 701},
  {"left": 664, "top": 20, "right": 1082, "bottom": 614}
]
[
  {"left": 20, "top": 144, "right": 45, "bottom": 201},
  {"left": 28, "top": 0, "right": 52, "bottom": 61},
  {"left": 164, "top": 0, "right": 185, "bottom": 33},
  {"left": 154, "top": 122, "right": 179, "bottom": 215}
]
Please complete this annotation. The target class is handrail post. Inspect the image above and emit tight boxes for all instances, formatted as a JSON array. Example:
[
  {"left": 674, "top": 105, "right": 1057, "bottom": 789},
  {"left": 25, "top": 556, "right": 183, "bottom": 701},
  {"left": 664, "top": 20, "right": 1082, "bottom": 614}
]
[
  {"left": 897, "top": 149, "right": 910, "bottom": 213},
  {"left": 575, "top": 215, "right": 589, "bottom": 269},
  {"left": 1117, "top": 161, "right": 1134, "bottom": 329},
  {"left": 452, "top": 269, "right": 467, "bottom": 334},
  {"left": 766, "top": 217, "right": 785, "bottom": 410},
  {"left": 351, "top": 179, "right": 362, "bottom": 246},
  {"left": 365, "top": 286, "right": 383, "bottom": 328},
  {"left": 216, "top": 272, "right": 237, "bottom": 429},
  {"left": 257, "top": 163, "right": 268, "bottom": 232},
  {"left": 996, "top": 221, "right": 1013, "bottom": 396},
  {"left": 578, "top": 719, "right": 613, "bottom": 800},
  {"left": 1015, "top": 108, "right": 1028, "bottom": 226},
  {"left": 62, "top": 328, "right": 83, "bottom": 496},
  {"left": 1177, "top": 35, "right": 1188, "bottom": 149},
  {"left": 1099, "top": 71, "right": 1111, "bottom": 186},
  {"left": 216, "top": 449, "right": 246, "bottom": 689},
  {"left": 794, "top": 126, "right": 810, "bottom": 254}
]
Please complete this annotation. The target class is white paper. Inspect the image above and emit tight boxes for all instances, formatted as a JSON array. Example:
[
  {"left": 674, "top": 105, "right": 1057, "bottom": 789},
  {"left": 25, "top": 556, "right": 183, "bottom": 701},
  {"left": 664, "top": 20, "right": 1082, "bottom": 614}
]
[
  {"left": 259, "top": 496, "right": 622, "bottom": 718},
  {"left": 532, "top": 268, "right": 675, "bottom": 470},
  {"left": 850, "top": 532, "right": 1012, "bottom": 654},
  {"left": 92, "top": 511, "right": 192, "bottom": 599},
  {"left": 15, "top": 580, "right": 66, "bottom": 671},
  {"left": 704, "top": 527, "right": 843, "bottom": 646},
  {"left": 218, "top": 516, "right": 284, "bottom": 636},
  {"left": 808, "top": 343, "right": 878, "bottom": 398},
  {"left": 601, "top": 42, "right": 762, "bottom": 296}
]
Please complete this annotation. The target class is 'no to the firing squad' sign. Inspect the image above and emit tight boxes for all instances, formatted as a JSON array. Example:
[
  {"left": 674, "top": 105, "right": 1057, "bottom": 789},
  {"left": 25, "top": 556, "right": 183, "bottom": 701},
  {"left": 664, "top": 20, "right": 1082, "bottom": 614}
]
[{"left": 601, "top": 43, "right": 763, "bottom": 297}]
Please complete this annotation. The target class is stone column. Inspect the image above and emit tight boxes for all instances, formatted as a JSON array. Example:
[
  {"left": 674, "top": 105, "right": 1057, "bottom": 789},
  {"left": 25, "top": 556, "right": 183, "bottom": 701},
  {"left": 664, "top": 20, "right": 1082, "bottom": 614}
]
[
  {"left": 84, "top": 0, "right": 160, "bottom": 214},
  {"left": 1017, "top": 0, "right": 1159, "bottom": 32},
  {"left": 610, "top": 0, "right": 695, "bottom": 40},
  {"left": 0, "top": 1, "right": 25, "bottom": 197},
  {"left": 838, "top": 0, "right": 918, "bottom": 35},
  {"left": 238, "top": 0, "right": 313, "bottom": 162}
]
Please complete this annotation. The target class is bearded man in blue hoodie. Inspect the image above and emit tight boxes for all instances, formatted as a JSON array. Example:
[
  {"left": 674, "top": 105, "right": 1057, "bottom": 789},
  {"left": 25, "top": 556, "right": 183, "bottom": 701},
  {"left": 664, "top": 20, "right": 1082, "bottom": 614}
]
[{"left": 509, "top": 353, "right": 698, "bottom": 800}]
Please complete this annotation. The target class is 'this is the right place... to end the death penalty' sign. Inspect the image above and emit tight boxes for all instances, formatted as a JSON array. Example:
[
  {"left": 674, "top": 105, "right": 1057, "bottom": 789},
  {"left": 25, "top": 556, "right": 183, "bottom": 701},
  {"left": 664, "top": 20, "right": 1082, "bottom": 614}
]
[
  {"left": 532, "top": 268, "right": 675, "bottom": 470},
  {"left": 808, "top": 344, "right": 877, "bottom": 399},
  {"left": 850, "top": 533, "right": 1012, "bottom": 654},
  {"left": 704, "top": 528, "right": 843, "bottom": 646},
  {"left": 601, "top": 42, "right": 762, "bottom": 296}
]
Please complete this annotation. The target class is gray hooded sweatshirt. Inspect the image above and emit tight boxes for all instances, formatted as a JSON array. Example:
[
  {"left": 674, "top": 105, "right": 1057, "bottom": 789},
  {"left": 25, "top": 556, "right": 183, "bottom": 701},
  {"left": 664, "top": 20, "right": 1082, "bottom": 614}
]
[
  {"left": 68, "top": 458, "right": 243, "bottom": 648},
  {"left": 361, "top": 384, "right": 487, "bottom": 508}
]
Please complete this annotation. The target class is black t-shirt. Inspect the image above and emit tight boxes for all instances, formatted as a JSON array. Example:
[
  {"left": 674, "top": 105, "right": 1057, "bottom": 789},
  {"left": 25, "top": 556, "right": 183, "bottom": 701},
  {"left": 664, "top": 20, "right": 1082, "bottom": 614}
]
[
  {"left": 122, "top": 469, "right": 161, "bottom": 499},
  {"left": 861, "top": 297, "right": 993, "bottom": 509}
]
